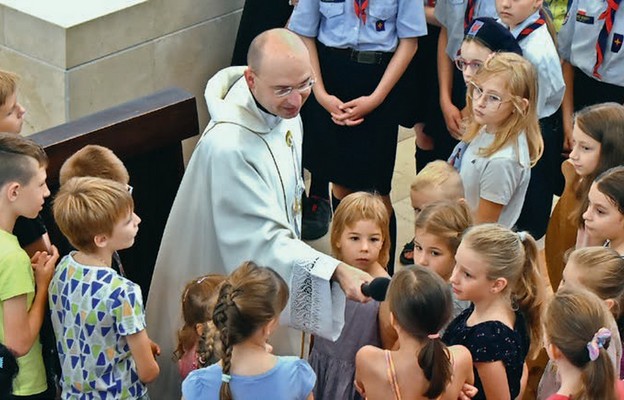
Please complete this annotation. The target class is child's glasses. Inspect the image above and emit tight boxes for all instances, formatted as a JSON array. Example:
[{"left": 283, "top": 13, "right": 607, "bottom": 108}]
[
  {"left": 455, "top": 58, "right": 483, "bottom": 72},
  {"left": 467, "top": 82, "right": 511, "bottom": 111}
]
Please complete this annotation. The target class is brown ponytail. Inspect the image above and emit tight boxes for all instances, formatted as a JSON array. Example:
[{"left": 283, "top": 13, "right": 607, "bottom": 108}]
[
  {"left": 545, "top": 288, "right": 617, "bottom": 400},
  {"left": 387, "top": 266, "right": 453, "bottom": 398}
]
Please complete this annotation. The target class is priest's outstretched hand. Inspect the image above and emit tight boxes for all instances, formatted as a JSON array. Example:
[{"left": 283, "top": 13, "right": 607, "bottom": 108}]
[{"left": 333, "top": 263, "right": 373, "bottom": 303}]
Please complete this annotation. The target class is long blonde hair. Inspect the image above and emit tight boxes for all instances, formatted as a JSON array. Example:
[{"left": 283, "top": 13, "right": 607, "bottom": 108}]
[
  {"left": 464, "top": 52, "right": 543, "bottom": 166},
  {"left": 462, "top": 224, "right": 546, "bottom": 359}
]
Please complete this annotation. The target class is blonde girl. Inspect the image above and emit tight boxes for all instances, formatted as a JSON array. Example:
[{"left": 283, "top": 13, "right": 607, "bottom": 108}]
[
  {"left": 413, "top": 200, "right": 473, "bottom": 318},
  {"left": 583, "top": 166, "right": 624, "bottom": 255},
  {"left": 181, "top": 261, "right": 315, "bottom": 400},
  {"left": 546, "top": 103, "right": 624, "bottom": 289},
  {"left": 355, "top": 266, "right": 474, "bottom": 400},
  {"left": 309, "top": 192, "right": 391, "bottom": 400},
  {"left": 539, "top": 247, "right": 624, "bottom": 399},
  {"left": 443, "top": 224, "right": 546, "bottom": 400},
  {"left": 458, "top": 52, "right": 543, "bottom": 227},
  {"left": 175, "top": 274, "right": 225, "bottom": 380},
  {"left": 543, "top": 287, "right": 624, "bottom": 400}
]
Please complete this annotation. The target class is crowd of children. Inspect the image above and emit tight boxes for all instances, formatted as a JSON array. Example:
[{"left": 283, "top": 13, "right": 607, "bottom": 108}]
[{"left": 2, "top": 0, "right": 624, "bottom": 397}]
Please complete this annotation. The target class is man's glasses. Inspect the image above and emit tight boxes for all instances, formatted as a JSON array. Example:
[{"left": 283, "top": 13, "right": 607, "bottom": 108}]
[
  {"left": 272, "top": 77, "right": 315, "bottom": 98},
  {"left": 467, "top": 81, "right": 511, "bottom": 111},
  {"left": 455, "top": 58, "right": 483, "bottom": 72}
]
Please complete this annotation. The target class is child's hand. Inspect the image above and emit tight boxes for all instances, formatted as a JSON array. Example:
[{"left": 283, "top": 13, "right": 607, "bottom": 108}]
[
  {"left": 149, "top": 340, "right": 161, "bottom": 357},
  {"left": 458, "top": 383, "right": 478, "bottom": 399},
  {"left": 441, "top": 100, "right": 464, "bottom": 140},
  {"left": 336, "top": 95, "right": 381, "bottom": 126},
  {"left": 32, "top": 245, "right": 59, "bottom": 288}
]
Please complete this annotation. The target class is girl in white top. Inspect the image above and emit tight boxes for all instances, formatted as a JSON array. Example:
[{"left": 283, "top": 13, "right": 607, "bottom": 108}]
[{"left": 456, "top": 52, "right": 543, "bottom": 226}]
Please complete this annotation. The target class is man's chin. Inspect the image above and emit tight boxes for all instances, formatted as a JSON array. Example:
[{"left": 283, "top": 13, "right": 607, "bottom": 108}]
[{"left": 280, "top": 108, "right": 301, "bottom": 119}]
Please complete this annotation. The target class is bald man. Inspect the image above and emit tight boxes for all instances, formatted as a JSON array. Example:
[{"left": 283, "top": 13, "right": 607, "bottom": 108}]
[{"left": 145, "top": 28, "right": 372, "bottom": 397}]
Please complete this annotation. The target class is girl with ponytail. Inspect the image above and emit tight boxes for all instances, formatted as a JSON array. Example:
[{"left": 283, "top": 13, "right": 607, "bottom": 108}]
[
  {"left": 443, "top": 224, "right": 547, "bottom": 399},
  {"left": 181, "top": 261, "right": 315, "bottom": 400},
  {"left": 543, "top": 287, "right": 624, "bottom": 400},
  {"left": 355, "top": 266, "right": 474, "bottom": 400}
]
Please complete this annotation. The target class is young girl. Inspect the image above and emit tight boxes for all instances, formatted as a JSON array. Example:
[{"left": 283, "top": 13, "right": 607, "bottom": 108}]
[
  {"left": 181, "top": 261, "right": 315, "bottom": 400},
  {"left": 308, "top": 192, "right": 390, "bottom": 400},
  {"left": 583, "top": 166, "right": 624, "bottom": 255},
  {"left": 413, "top": 200, "right": 472, "bottom": 319},
  {"left": 538, "top": 247, "right": 624, "bottom": 399},
  {"left": 456, "top": 52, "right": 543, "bottom": 227},
  {"left": 355, "top": 265, "right": 474, "bottom": 400},
  {"left": 545, "top": 102, "right": 624, "bottom": 289},
  {"left": 443, "top": 223, "right": 546, "bottom": 400},
  {"left": 542, "top": 287, "right": 624, "bottom": 400},
  {"left": 175, "top": 274, "right": 225, "bottom": 380}
]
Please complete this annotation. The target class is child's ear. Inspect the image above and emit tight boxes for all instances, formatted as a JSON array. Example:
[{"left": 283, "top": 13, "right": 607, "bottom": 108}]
[
  {"left": 605, "top": 298, "right": 616, "bottom": 311},
  {"left": 519, "top": 98, "right": 530, "bottom": 115},
  {"left": 93, "top": 233, "right": 108, "bottom": 249},
  {"left": 5, "top": 182, "right": 21, "bottom": 202},
  {"left": 490, "top": 277, "right": 508, "bottom": 294},
  {"left": 195, "top": 323, "right": 205, "bottom": 337}
]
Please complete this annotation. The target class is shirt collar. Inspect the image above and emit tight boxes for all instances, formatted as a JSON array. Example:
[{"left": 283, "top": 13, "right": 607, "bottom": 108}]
[{"left": 500, "top": 10, "right": 541, "bottom": 38}]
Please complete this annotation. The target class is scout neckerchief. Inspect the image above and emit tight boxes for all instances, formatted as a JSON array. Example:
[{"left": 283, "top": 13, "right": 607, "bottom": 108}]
[
  {"left": 464, "top": 0, "right": 476, "bottom": 29},
  {"left": 355, "top": 0, "right": 368, "bottom": 24},
  {"left": 594, "top": 0, "right": 622, "bottom": 79},
  {"left": 516, "top": 10, "right": 546, "bottom": 41}
]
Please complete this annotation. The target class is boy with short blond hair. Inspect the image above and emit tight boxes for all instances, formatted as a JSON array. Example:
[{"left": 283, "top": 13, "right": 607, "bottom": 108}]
[
  {"left": 0, "top": 70, "right": 27, "bottom": 134},
  {"left": 400, "top": 160, "right": 465, "bottom": 264},
  {"left": 51, "top": 177, "right": 158, "bottom": 399},
  {"left": 0, "top": 133, "right": 58, "bottom": 398}
]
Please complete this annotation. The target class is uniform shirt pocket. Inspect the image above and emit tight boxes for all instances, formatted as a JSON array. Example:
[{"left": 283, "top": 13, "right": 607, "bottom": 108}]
[
  {"left": 320, "top": 1, "right": 346, "bottom": 18},
  {"left": 368, "top": 2, "right": 398, "bottom": 21},
  {"left": 449, "top": 0, "right": 464, "bottom": 4}
]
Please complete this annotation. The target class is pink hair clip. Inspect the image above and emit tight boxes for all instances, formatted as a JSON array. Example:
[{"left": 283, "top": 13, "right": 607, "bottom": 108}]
[{"left": 586, "top": 327, "right": 611, "bottom": 361}]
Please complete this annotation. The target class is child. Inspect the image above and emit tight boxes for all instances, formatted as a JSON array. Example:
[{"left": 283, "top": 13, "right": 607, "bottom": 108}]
[
  {"left": 455, "top": 52, "right": 543, "bottom": 227},
  {"left": 443, "top": 223, "right": 546, "bottom": 399},
  {"left": 59, "top": 144, "right": 132, "bottom": 277},
  {"left": 0, "top": 343, "right": 19, "bottom": 398},
  {"left": 182, "top": 261, "right": 315, "bottom": 400},
  {"left": 0, "top": 70, "right": 27, "bottom": 134},
  {"left": 355, "top": 265, "right": 474, "bottom": 400},
  {"left": 289, "top": 0, "right": 427, "bottom": 271},
  {"left": 413, "top": 200, "right": 472, "bottom": 318},
  {"left": 0, "top": 133, "right": 58, "bottom": 398},
  {"left": 456, "top": 17, "right": 523, "bottom": 85},
  {"left": 400, "top": 160, "right": 464, "bottom": 265},
  {"left": 496, "top": 0, "right": 566, "bottom": 244},
  {"left": 175, "top": 274, "right": 225, "bottom": 380},
  {"left": 434, "top": 0, "right": 497, "bottom": 140},
  {"left": 538, "top": 247, "right": 624, "bottom": 399},
  {"left": 583, "top": 166, "right": 624, "bottom": 255},
  {"left": 50, "top": 177, "right": 159, "bottom": 399},
  {"left": 308, "top": 192, "right": 390, "bottom": 400},
  {"left": 546, "top": 103, "right": 624, "bottom": 289},
  {"left": 542, "top": 287, "right": 624, "bottom": 399}
]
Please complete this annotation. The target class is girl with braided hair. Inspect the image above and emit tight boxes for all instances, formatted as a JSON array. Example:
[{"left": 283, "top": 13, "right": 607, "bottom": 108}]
[
  {"left": 181, "top": 261, "right": 315, "bottom": 400},
  {"left": 175, "top": 274, "right": 225, "bottom": 380}
]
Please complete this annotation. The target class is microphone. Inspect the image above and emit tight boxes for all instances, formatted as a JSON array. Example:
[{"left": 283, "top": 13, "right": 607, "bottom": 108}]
[{"left": 360, "top": 277, "right": 391, "bottom": 301}]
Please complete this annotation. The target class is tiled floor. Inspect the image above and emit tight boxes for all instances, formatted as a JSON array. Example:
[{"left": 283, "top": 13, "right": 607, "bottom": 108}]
[{"left": 304, "top": 126, "right": 417, "bottom": 271}]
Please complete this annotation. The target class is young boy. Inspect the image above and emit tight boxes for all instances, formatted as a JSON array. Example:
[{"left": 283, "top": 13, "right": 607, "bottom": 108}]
[
  {"left": 59, "top": 144, "right": 131, "bottom": 277},
  {"left": 0, "top": 133, "right": 58, "bottom": 398},
  {"left": 51, "top": 177, "right": 159, "bottom": 399},
  {"left": 0, "top": 70, "right": 27, "bottom": 135},
  {"left": 400, "top": 160, "right": 464, "bottom": 264}
]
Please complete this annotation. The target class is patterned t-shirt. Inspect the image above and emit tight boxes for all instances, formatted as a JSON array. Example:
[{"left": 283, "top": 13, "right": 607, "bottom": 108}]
[{"left": 49, "top": 253, "right": 147, "bottom": 399}]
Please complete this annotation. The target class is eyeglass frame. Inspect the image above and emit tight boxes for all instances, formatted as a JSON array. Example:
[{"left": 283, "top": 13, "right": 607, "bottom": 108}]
[
  {"left": 253, "top": 73, "right": 316, "bottom": 98},
  {"left": 455, "top": 58, "right": 484, "bottom": 72},
  {"left": 467, "top": 81, "right": 513, "bottom": 111}
]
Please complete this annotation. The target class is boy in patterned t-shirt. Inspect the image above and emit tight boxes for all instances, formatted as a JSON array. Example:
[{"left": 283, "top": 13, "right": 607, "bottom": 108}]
[{"left": 50, "top": 177, "right": 159, "bottom": 399}]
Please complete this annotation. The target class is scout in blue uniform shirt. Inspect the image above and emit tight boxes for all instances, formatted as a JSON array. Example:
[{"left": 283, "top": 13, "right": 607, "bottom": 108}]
[
  {"left": 289, "top": 0, "right": 426, "bottom": 273},
  {"left": 558, "top": 0, "right": 624, "bottom": 150},
  {"left": 434, "top": 0, "right": 498, "bottom": 140}
]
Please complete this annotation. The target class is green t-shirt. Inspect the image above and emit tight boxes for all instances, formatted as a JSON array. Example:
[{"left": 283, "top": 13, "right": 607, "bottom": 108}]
[
  {"left": 0, "top": 229, "right": 47, "bottom": 396},
  {"left": 545, "top": 0, "right": 569, "bottom": 32}
]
